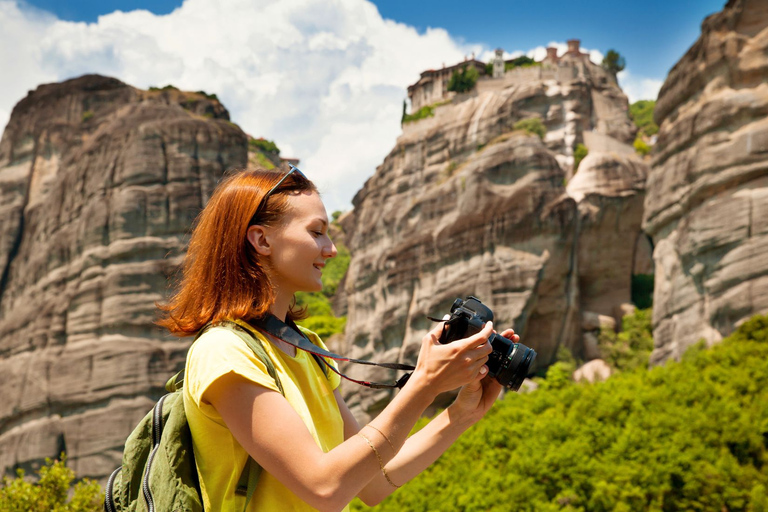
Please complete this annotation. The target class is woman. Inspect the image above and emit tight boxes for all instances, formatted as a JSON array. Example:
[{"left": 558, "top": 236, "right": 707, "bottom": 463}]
[{"left": 158, "top": 167, "right": 518, "bottom": 511}]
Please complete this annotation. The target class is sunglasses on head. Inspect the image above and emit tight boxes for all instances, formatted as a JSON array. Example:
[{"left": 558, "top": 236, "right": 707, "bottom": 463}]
[{"left": 250, "top": 164, "right": 307, "bottom": 224}]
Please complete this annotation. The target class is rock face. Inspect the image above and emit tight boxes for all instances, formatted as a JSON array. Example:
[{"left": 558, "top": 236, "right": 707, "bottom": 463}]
[
  {"left": 338, "top": 58, "right": 648, "bottom": 421},
  {"left": 643, "top": 0, "right": 768, "bottom": 364},
  {"left": 0, "top": 75, "right": 247, "bottom": 480}
]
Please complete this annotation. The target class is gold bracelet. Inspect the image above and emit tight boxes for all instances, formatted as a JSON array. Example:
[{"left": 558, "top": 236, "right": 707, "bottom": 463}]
[
  {"left": 365, "top": 424, "right": 396, "bottom": 455},
  {"left": 357, "top": 433, "right": 401, "bottom": 489}
]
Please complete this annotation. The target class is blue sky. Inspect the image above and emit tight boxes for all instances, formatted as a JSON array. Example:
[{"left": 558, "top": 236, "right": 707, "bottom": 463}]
[
  {"left": 23, "top": 0, "right": 726, "bottom": 80},
  {"left": 2, "top": 0, "right": 727, "bottom": 212}
]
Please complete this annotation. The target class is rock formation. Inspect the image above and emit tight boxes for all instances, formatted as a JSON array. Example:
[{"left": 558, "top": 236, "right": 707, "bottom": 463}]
[
  {"left": 643, "top": 0, "right": 768, "bottom": 363},
  {"left": 338, "top": 56, "right": 649, "bottom": 421},
  {"left": 0, "top": 75, "right": 247, "bottom": 480}
]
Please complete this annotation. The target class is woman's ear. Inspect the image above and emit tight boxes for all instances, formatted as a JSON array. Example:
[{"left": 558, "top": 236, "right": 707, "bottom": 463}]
[{"left": 247, "top": 225, "right": 272, "bottom": 256}]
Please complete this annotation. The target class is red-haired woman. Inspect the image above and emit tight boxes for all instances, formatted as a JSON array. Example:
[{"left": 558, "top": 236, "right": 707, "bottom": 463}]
[{"left": 158, "top": 167, "right": 518, "bottom": 512}]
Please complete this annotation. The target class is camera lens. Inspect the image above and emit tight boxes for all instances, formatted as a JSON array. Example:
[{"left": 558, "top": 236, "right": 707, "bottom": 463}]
[{"left": 489, "top": 333, "right": 536, "bottom": 391}]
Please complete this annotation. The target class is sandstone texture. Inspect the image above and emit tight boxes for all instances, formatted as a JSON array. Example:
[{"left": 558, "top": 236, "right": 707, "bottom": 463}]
[
  {"left": 338, "top": 58, "right": 648, "bottom": 421},
  {"left": 643, "top": 0, "right": 768, "bottom": 364},
  {"left": 0, "top": 75, "right": 247, "bottom": 480}
]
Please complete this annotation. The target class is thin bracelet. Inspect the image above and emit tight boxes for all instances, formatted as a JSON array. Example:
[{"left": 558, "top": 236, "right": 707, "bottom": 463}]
[
  {"left": 357, "top": 433, "right": 401, "bottom": 489},
  {"left": 365, "top": 424, "right": 396, "bottom": 455}
]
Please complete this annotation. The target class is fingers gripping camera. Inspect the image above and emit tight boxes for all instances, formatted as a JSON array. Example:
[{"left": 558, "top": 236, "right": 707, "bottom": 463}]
[{"left": 439, "top": 297, "right": 536, "bottom": 391}]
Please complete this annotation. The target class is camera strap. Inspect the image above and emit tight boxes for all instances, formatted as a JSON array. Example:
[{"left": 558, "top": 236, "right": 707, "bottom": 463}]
[{"left": 247, "top": 314, "right": 415, "bottom": 389}]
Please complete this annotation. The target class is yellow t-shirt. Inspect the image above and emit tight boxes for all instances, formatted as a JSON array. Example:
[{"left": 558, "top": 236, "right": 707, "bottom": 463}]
[{"left": 183, "top": 320, "right": 348, "bottom": 511}]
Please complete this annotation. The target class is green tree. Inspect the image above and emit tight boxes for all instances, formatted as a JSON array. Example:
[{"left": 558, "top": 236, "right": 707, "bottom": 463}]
[
  {"left": 629, "top": 100, "right": 659, "bottom": 136},
  {"left": 0, "top": 455, "right": 102, "bottom": 511},
  {"left": 447, "top": 65, "right": 479, "bottom": 93},
  {"left": 353, "top": 313, "right": 768, "bottom": 512},
  {"left": 602, "top": 49, "right": 626, "bottom": 74}
]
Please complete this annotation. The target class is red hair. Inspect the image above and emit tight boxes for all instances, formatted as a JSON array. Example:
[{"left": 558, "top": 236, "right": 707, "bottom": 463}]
[{"left": 157, "top": 168, "right": 317, "bottom": 336}]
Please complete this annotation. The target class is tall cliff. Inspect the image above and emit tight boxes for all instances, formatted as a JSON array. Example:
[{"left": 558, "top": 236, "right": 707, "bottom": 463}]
[
  {"left": 339, "top": 57, "right": 649, "bottom": 420},
  {"left": 0, "top": 75, "right": 246, "bottom": 480},
  {"left": 644, "top": 0, "right": 768, "bottom": 363}
]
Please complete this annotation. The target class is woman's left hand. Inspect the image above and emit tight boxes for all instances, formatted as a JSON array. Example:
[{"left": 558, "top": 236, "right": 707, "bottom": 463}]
[{"left": 448, "top": 328, "right": 519, "bottom": 426}]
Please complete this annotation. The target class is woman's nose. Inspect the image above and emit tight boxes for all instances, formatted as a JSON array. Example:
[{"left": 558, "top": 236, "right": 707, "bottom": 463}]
[{"left": 324, "top": 240, "right": 338, "bottom": 258}]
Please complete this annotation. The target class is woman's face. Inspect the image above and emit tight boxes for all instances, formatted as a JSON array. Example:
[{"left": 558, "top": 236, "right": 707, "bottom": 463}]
[{"left": 253, "top": 190, "right": 337, "bottom": 295}]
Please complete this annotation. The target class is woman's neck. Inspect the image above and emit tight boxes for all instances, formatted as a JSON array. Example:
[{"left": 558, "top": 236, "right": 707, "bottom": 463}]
[{"left": 269, "top": 291, "right": 294, "bottom": 322}]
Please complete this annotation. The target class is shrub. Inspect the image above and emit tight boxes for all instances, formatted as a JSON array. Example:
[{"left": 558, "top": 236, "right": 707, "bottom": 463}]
[
  {"left": 249, "top": 138, "right": 281, "bottom": 155},
  {"left": 513, "top": 117, "right": 546, "bottom": 140},
  {"left": 148, "top": 84, "right": 179, "bottom": 92},
  {"left": 0, "top": 455, "right": 102, "bottom": 511},
  {"left": 402, "top": 105, "right": 435, "bottom": 124},
  {"left": 447, "top": 65, "right": 479, "bottom": 94},
  {"left": 634, "top": 137, "right": 651, "bottom": 156},
  {"left": 598, "top": 307, "right": 654, "bottom": 372},
  {"left": 573, "top": 143, "right": 588, "bottom": 172},
  {"left": 195, "top": 90, "right": 219, "bottom": 101},
  {"left": 354, "top": 313, "right": 768, "bottom": 511}
]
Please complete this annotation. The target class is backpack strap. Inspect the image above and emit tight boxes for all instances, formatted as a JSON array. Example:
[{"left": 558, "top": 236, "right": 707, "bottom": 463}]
[{"left": 185, "top": 320, "right": 286, "bottom": 511}]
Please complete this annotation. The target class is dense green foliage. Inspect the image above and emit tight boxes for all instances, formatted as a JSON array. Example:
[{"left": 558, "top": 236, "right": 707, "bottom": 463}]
[
  {"left": 573, "top": 143, "right": 589, "bottom": 172},
  {"left": 598, "top": 308, "right": 654, "bottom": 372},
  {"left": 148, "top": 84, "right": 179, "bottom": 92},
  {"left": 295, "top": 238, "right": 350, "bottom": 339},
  {"left": 514, "top": 117, "right": 547, "bottom": 140},
  {"left": 249, "top": 137, "right": 281, "bottom": 155},
  {"left": 195, "top": 90, "right": 219, "bottom": 101},
  {"left": 629, "top": 100, "right": 659, "bottom": 137},
  {"left": 354, "top": 314, "right": 768, "bottom": 511},
  {"left": 602, "top": 49, "right": 626, "bottom": 74},
  {"left": 0, "top": 456, "right": 102, "bottom": 511},
  {"left": 447, "top": 65, "right": 479, "bottom": 93}
]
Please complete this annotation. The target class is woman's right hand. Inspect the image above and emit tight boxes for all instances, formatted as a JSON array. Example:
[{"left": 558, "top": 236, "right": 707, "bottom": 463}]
[{"left": 408, "top": 320, "right": 494, "bottom": 397}]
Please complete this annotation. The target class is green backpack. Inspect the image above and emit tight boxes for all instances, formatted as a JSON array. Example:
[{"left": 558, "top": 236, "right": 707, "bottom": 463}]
[{"left": 104, "top": 320, "right": 285, "bottom": 512}]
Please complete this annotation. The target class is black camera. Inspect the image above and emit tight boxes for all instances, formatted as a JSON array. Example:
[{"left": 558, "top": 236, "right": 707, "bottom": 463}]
[{"left": 439, "top": 296, "right": 536, "bottom": 391}]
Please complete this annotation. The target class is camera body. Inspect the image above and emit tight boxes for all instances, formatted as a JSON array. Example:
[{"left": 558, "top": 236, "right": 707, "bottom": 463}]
[{"left": 439, "top": 296, "right": 536, "bottom": 391}]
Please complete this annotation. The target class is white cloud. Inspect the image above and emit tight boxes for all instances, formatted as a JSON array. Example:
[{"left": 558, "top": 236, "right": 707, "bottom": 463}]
[
  {"left": 617, "top": 69, "right": 664, "bottom": 104},
  {"left": 1, "top": 0, "right": 480, "bottom": 212},
  {"left": 0, "top": 1, "right": 665, "bottom": 212}
]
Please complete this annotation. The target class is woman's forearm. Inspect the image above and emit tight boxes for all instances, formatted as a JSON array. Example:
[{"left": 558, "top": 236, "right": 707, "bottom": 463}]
[{"left": 357, "top": 405, "right": 473, "bottom": 505}]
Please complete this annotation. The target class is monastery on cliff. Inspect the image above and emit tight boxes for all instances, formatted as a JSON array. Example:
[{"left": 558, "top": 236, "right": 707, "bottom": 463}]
[{"left": 407, "top": 39, "right": 614, "bottom": 112}]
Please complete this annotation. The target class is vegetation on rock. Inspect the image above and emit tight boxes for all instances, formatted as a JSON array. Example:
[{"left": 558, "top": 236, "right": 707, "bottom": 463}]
[
  {"left": 0, "top": 455, "right": 102, "bottom": 511},
  {"left": 573, "top": 143, "right": 589, "bottom": 172},
  {"left": 249, "top": 137, "right": 281, "bottom": 155},
  {"left": 598, "top": 308, "right": 654, "bottom": 373},
  {"left": 485, "top": 56, "right": 540, "bottom": 75},
  {"left": 402, "top": 105, "right": 435, "bottom": 124},
  {"left": 602, "top": 49, "right": 626, "bottom": 74},
  {"left": 514, "top": 117, "right": 547, "bottom": 140},
  {"left": 447, "top": 65, "right": 479, "bottom": 94},
  {"left": 353, "top": 313, "right": 768, "bottom": 511},
  {"left": 629, "top": 100, "right": 658, "bottom": 137},
  {"left": 634, "top": 137, "right": 651, "bottom": 157}
]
